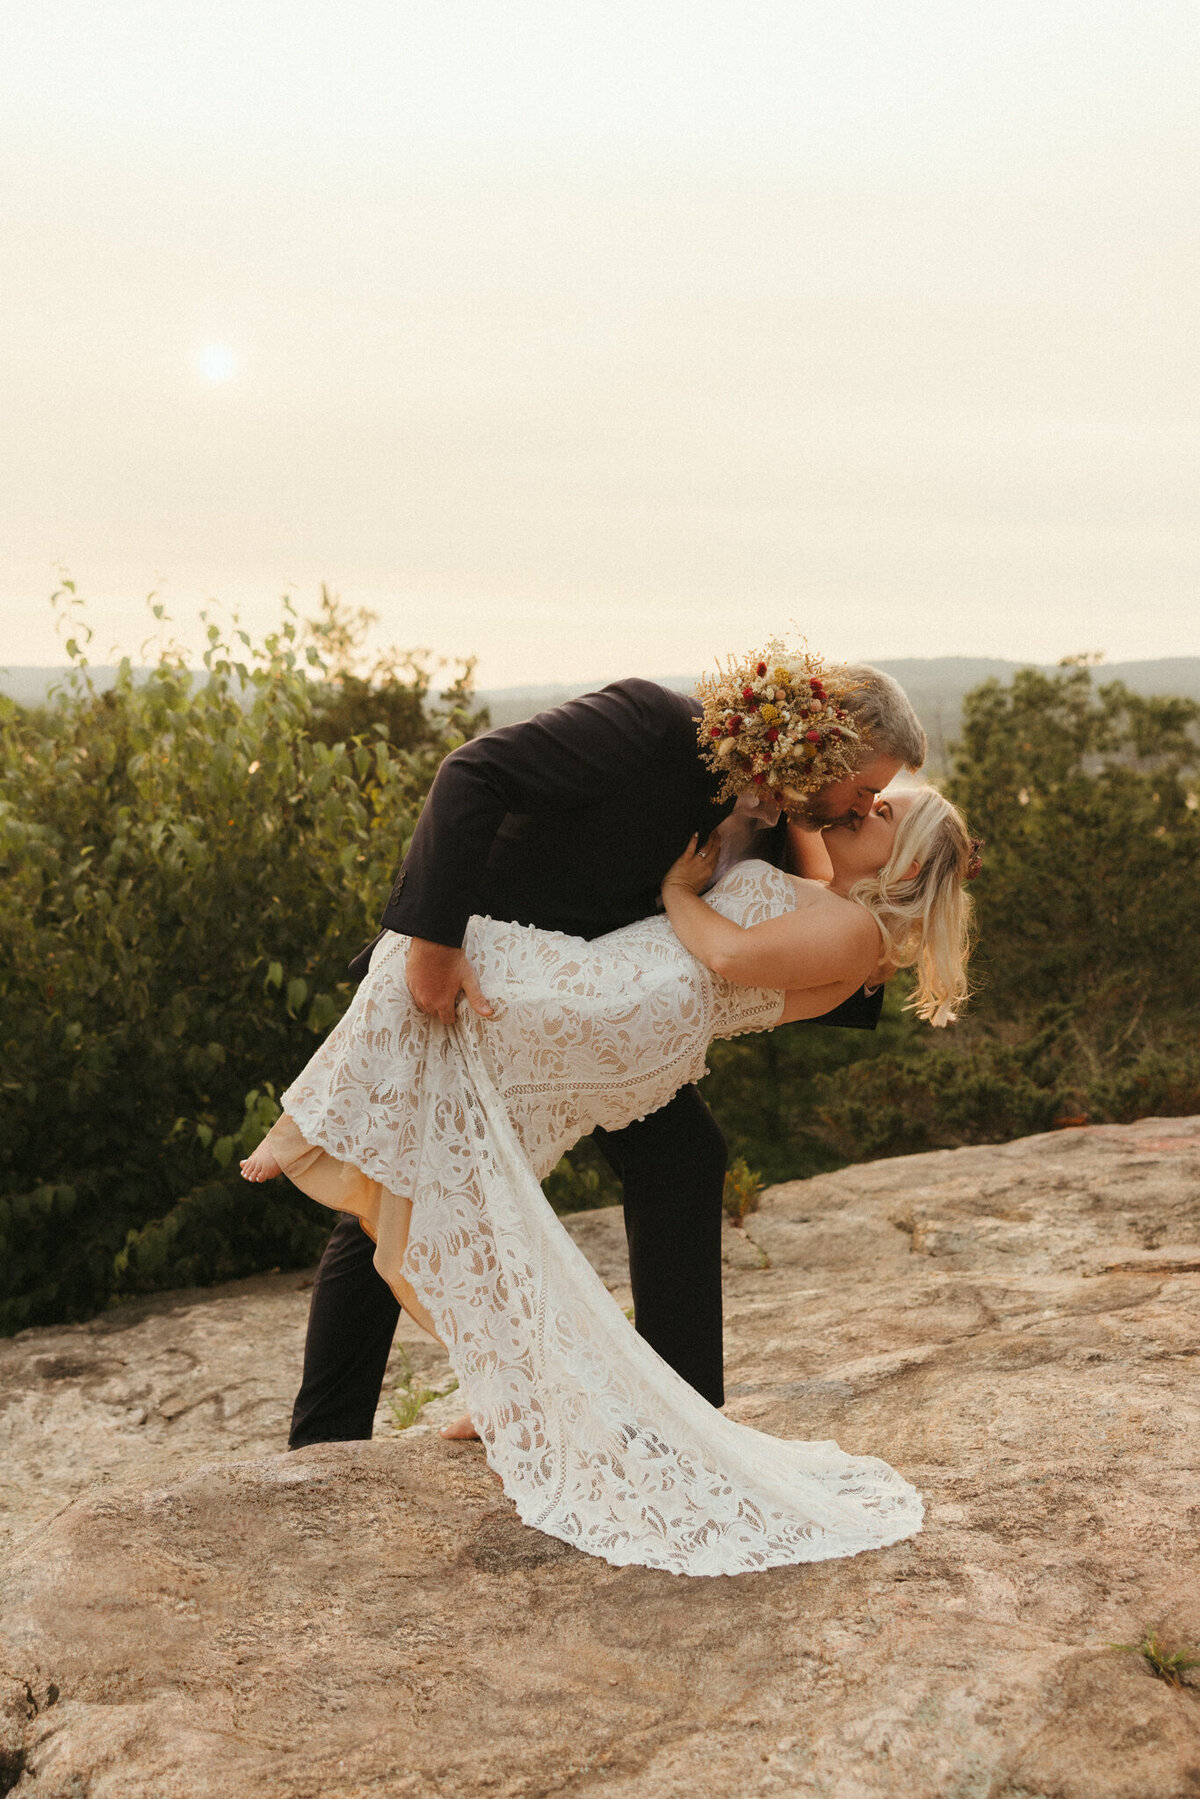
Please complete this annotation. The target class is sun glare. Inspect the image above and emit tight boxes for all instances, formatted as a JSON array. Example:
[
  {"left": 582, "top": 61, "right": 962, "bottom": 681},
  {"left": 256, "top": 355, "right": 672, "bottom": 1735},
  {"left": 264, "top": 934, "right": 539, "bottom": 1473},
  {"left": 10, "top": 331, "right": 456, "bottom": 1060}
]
[{"left": 198, "top": 343, "right": 238, "bottom": 383}]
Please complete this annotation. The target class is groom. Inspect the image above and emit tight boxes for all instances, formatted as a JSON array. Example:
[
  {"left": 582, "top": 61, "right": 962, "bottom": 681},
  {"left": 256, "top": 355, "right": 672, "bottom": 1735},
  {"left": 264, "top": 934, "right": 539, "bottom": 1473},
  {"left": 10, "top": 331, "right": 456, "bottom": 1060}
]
[{"left": 288, "top": 663, "right": 926, "bottom": 1447}]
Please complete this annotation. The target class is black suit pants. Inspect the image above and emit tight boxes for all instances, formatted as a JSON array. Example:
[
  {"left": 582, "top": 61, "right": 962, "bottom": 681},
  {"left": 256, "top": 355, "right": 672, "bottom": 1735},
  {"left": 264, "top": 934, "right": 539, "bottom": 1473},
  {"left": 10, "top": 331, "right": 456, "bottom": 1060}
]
[{"left": 287, "top": 1083, "right": 727, "bottom": 1448}]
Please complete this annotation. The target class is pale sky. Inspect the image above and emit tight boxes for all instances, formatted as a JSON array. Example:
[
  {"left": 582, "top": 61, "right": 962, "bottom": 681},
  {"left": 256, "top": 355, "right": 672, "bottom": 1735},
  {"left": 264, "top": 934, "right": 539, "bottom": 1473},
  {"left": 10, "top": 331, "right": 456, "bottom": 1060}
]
[{"left": 2, "top": 2, "right": 1198, "bottom": 685}]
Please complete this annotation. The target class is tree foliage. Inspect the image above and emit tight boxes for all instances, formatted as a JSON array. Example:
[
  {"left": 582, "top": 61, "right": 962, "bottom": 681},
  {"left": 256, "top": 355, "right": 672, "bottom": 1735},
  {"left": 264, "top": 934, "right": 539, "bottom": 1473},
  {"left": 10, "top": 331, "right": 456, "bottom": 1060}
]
[
  {"left": 555, "top": 662, "right": 1200, "bottom": 1202},
  {"left": 3, "top": 626, "right": 1197, "bottom": 1330},
  {"left": 0, "top": 588, "right": 482, "bottom": 1332},
  {"left": 801, "top": 661, "right": 1200, "bottom": 1161},
  {"left": 304, "top": 584, "right": 489, "bottom": 758},
  {"left": 947, "top": 661, "right": 1200, "bottom": 1020}
]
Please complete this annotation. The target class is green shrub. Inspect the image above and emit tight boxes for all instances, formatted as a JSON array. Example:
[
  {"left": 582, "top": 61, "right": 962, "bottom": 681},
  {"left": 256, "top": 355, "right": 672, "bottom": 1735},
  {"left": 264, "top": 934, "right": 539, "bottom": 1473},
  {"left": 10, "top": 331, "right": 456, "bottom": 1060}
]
[
  {"left": 698, "top": 978, "right": 923, "bottom": 1183},
  {"left": 304, "top": 584, "right": 490, "bottom": 760},
  {"left": 722, "top": 1158, "right": 764, "bottom": 1226},
  {"left": 947, "top": 662, "right": 1200, "bottom": 1021},
  {"left": 4, "top": 629, "right": 1198, "bottom": 1331},
  {"left": 700, "top": 663, "right": 1200, "bottom": 1178},
  {"left": 804, "top": 656, "right": 1200, "bottom": 1162},
  {"left": 808, "top": 1015, "right": 1075, "bottom": 1162},
  {"left": 0, "top": 588, "right": 479, "bottom": 1331},
  {"left": 542, "top": 1135, "right": 623, "bottom": 1215}
]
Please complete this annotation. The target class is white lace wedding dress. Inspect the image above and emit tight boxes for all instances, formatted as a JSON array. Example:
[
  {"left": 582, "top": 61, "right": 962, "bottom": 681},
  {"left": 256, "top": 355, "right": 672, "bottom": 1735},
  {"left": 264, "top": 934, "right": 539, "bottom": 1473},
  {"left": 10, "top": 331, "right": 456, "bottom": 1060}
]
[{"left": 278, "top": 860, "right": 923, "bottom": 1576}]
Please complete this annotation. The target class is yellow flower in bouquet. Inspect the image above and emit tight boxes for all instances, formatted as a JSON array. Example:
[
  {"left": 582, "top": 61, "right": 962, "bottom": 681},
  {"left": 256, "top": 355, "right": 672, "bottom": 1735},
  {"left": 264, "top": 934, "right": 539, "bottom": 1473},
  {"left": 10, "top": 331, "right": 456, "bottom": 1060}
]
[{"left": 695, "top": 639, "right": 867, "bottom": 804}]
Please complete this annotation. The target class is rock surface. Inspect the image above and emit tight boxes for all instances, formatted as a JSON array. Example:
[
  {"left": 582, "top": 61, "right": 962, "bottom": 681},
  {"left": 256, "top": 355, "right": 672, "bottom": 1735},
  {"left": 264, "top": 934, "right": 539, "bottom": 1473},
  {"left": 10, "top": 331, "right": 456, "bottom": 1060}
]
[
  {"left": 0, "top": 1270, "right": 461, "bottom": 1564},
  {"left": 2, "top": 1115, "right": 1200, "bottom": 1798}
]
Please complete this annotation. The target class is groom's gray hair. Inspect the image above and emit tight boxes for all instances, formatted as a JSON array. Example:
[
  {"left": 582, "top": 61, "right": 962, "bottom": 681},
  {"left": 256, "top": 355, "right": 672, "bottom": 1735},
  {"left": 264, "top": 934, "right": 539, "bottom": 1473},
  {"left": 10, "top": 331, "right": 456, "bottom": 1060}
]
[{"left": 839, "top": 665, "right": 927, "bottom": 770}]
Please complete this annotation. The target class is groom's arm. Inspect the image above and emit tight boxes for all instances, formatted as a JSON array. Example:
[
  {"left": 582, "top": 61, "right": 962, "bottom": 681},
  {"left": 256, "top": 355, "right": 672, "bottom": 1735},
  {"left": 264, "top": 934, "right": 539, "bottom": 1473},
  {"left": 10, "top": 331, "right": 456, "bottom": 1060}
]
[
  {"left": 379, "top": 679, "right": 683, "bottom": 950},
  {"left": 808, "top": 984, "right": 885, "bottom": 1030}
]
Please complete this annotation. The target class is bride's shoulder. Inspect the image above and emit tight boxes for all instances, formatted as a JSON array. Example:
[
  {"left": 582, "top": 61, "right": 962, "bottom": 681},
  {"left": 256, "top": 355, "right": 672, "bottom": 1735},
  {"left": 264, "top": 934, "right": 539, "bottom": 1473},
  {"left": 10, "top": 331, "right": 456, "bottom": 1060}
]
[{"left": 781, "top": 876, "right": 877, "bottom": 942}]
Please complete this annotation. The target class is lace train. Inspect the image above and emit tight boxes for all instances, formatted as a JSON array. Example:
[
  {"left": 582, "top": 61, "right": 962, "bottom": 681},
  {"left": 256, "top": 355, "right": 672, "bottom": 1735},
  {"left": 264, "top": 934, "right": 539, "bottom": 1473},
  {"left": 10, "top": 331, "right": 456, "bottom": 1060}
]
[{"left": 280, "top": 863, "right": 923, "bottom": 1575}]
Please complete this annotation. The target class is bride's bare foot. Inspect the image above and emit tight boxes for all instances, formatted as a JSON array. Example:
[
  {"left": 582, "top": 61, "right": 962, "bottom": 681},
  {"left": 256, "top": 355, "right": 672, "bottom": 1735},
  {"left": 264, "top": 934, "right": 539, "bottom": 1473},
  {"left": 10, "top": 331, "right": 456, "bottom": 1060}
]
[
  {"left": 439, "top": 1413, "right": 480, "bottom": 1440},
  {"left": 240, "top": 1144, "right": 282, "bottom": 1182}
]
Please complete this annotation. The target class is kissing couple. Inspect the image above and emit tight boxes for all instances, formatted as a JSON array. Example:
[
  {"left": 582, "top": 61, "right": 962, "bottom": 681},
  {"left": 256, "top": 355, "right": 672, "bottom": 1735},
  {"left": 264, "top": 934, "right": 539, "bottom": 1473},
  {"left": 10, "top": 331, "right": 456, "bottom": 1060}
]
[{"left": 241, "top": 641, "right": 977, "bottom": 1576}]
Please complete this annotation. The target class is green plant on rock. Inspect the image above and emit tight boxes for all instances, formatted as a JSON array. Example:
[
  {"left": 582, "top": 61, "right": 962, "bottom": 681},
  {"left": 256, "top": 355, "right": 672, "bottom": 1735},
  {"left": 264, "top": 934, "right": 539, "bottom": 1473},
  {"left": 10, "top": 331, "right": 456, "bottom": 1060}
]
[
  {"left": 723, "top": 1157, "right": 764, "bottom": 1227},
  {"left": 1111, "top": 1632, "right": 1200, "bottom": 1688},
  {"left": 387, "top": 1346, "right": 459, "bottom": 1430}
]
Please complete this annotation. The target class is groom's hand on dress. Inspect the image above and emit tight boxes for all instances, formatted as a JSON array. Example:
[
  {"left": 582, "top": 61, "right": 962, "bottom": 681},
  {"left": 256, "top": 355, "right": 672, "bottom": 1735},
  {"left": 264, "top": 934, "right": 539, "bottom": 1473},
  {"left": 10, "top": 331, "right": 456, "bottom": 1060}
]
[{"left": 406, "top": 938, "right": 494, "bottom": 1027}]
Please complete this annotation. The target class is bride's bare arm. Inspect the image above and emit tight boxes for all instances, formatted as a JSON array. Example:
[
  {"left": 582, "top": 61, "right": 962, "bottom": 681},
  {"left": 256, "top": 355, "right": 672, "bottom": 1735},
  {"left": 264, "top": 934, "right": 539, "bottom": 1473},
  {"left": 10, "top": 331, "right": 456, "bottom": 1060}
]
[{"left": 661, "top": 836, "right": 880, "bottom": 992}]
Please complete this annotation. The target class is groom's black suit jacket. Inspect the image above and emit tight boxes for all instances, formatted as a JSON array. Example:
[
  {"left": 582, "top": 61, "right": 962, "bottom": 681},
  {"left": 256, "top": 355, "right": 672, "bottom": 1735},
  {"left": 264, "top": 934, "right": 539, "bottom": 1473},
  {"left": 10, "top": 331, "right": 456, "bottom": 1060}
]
[{"left": 354, "top": 678, "right": 881, "bottom": 1031}]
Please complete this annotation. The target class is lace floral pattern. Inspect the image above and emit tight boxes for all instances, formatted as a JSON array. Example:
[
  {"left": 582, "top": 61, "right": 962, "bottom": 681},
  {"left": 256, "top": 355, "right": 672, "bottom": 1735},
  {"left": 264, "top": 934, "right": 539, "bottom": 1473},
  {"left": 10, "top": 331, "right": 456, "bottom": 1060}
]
[{"left": 282, "top": 861, "right": 923, "bottom": 1575}]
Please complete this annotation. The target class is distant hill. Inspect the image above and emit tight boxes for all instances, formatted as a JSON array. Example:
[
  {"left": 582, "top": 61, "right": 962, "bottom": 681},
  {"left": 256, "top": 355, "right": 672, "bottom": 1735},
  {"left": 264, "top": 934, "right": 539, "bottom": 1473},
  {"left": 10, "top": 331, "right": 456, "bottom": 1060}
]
[
  {"left": 867, "top": 659, "right": 1200, "bottom": 767},
  {"left": 477, "top": 660, "right": 1200, "bottom": 767},
  {"left": 474, "top": 675, "right": 696, "bottom": 729},
  {"left": 5, "top": 659, "right": 1198, "bottom": 770}
]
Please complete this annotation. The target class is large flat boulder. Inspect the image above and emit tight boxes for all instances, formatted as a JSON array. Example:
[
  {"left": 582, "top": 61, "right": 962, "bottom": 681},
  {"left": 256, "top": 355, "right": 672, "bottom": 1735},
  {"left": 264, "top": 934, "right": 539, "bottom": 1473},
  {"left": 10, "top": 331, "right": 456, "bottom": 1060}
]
[
  {"left": 0, "top": 1269, "right": 447, "bottom": 1563},
  {"left": 2, "top": 1115, "right": 1199, "bottom": 1798}
]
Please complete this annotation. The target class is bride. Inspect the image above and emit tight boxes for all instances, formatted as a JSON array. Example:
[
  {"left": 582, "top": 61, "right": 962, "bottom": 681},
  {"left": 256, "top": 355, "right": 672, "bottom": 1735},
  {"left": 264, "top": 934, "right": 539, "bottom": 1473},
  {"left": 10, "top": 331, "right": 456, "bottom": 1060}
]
[{"left": 241, "top": 655, "right": 976, "bottom": 1577}]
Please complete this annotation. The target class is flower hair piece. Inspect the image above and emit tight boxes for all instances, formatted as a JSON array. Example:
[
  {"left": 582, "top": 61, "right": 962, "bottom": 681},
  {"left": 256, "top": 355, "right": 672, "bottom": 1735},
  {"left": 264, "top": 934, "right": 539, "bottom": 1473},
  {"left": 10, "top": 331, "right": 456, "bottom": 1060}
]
[
  {"left": 695, "top": 638, "right": 868, "bottom": 804},
  {"left": 964, "top": 837, "right": 985, "bottom": 882}
]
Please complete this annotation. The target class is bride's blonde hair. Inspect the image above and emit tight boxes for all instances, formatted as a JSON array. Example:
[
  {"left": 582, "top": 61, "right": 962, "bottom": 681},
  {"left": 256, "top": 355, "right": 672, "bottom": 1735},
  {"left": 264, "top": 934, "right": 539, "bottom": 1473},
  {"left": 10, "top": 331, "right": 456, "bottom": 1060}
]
[{"left": 849, "top": 786, "right": 975, "bottom": 1027}]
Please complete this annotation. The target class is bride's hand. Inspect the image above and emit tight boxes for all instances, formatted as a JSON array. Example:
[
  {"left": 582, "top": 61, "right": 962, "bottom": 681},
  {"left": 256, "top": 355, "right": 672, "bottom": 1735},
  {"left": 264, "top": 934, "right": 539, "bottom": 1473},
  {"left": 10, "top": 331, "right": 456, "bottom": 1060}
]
[{"left": 661, "top": 833, "right": 714, "bottom": 899}]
